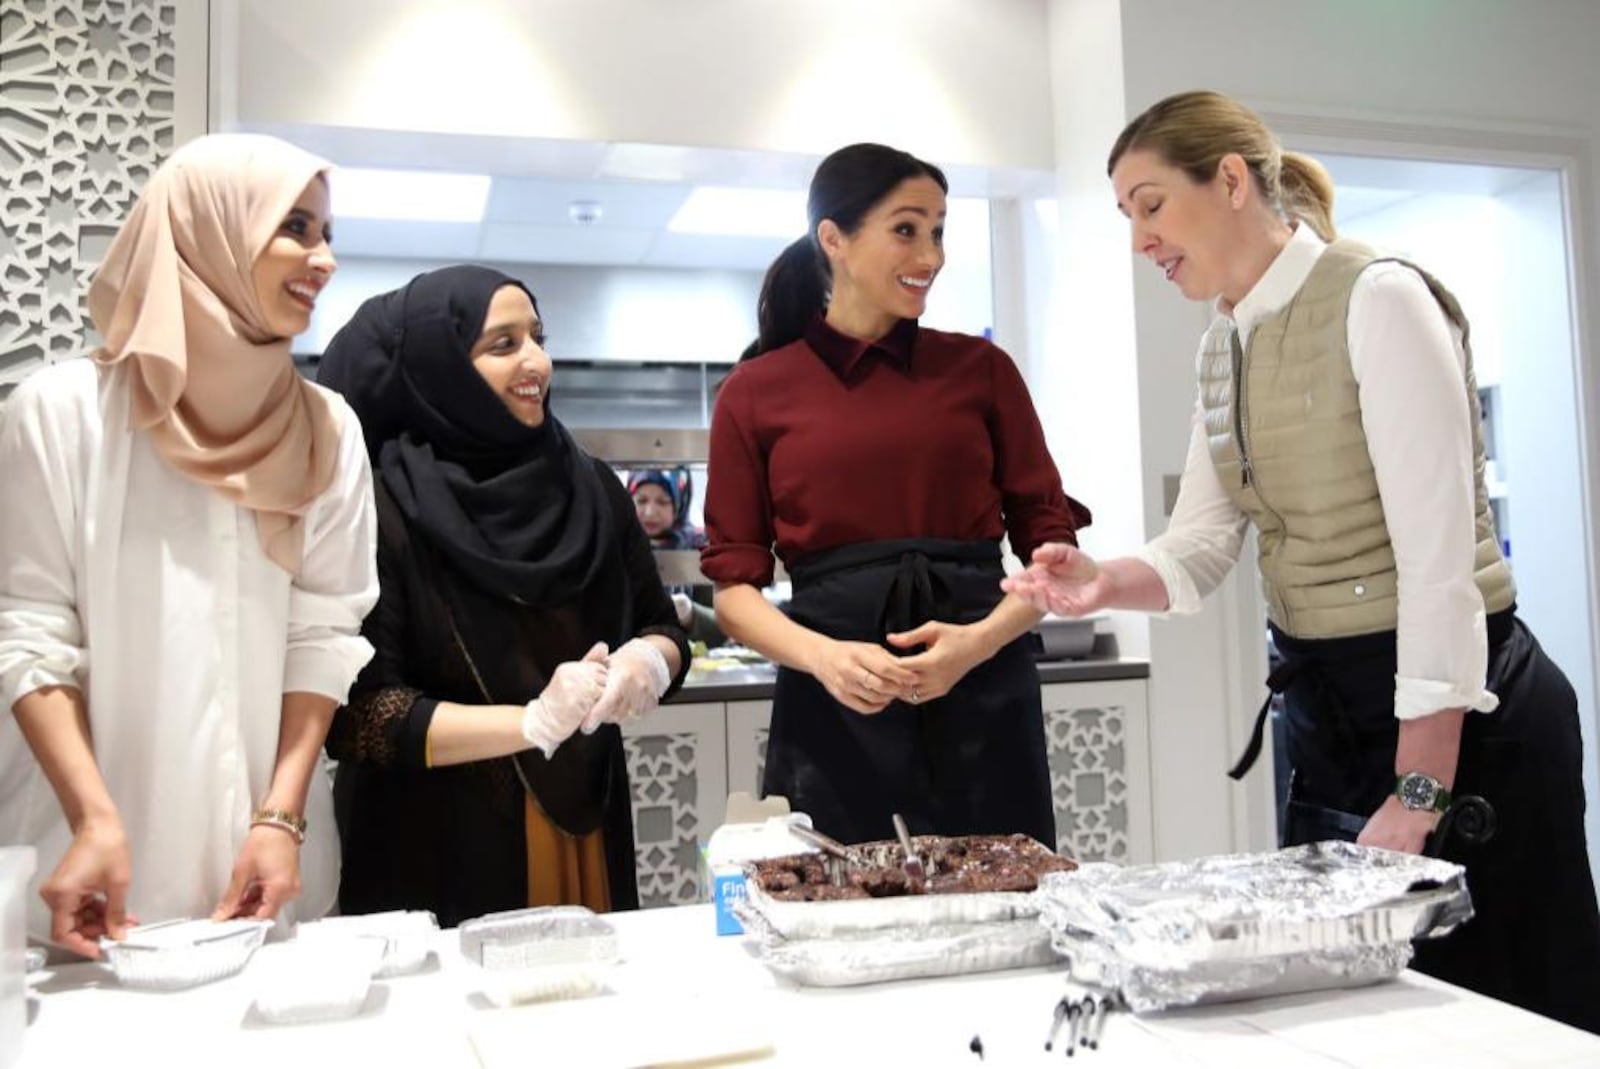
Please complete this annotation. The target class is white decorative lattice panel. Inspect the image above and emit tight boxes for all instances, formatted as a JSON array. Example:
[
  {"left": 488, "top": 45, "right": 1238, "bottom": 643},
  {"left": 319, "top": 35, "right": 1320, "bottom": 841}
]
[
  {"left": 0, "top": 0, "right": 178, "bottom": 385},
  {"left": 1045, "top": 703, "right": 1130, "bottom": 863},
  {"left": 621, "top": 702, "right": 726, "bottom": 909},
  {"left": 623, "top": 731, "right": 702, "bottom": 907}
]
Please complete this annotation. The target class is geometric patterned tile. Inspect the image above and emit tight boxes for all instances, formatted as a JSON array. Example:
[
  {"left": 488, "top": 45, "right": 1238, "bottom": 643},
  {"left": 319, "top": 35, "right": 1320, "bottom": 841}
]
[
  {"left": 624, "top": 731, "right": 702, "bottom": 907},
  {"left": 1045, "top": 703, "right": 1131, "bottom": 863},
  {"left": 0, "top": 0, "right": 178, "bottom": 388}
]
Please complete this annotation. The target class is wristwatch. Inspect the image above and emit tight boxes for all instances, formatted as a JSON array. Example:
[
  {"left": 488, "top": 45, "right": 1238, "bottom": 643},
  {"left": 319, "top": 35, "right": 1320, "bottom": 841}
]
[{"left": 1395, "top": 772, "right": 1452, "bottom": 813}]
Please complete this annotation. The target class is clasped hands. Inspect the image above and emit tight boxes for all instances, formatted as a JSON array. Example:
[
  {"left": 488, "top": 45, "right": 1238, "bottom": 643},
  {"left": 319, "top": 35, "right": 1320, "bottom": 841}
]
[
  {"left": 520, "top": 638, "right": 671, "bottom": 757},
  {"left": 814, "top": 620, "right": 992, "bottom": 716}
]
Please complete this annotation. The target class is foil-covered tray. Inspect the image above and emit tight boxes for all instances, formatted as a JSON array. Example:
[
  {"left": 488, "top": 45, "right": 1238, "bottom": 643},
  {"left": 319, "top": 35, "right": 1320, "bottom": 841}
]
[
  {"left": 741, "top": 833, "right": 1074, "bottom": 939},
  {"left": 736, "top": 906, "right": 1058, "bottom": 987},
  {"left": 457, "top": 905, "right": 619, "bottom": 970},
  {"left": 1036, "top": 841, "right": 1473, "bottom": 1013}
]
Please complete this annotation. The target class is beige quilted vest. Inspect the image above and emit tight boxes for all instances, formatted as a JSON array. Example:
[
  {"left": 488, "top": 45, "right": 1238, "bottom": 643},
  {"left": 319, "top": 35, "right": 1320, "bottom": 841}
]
[{"left": 1197, "top": 239, "right": 1514, "bottom": 639}]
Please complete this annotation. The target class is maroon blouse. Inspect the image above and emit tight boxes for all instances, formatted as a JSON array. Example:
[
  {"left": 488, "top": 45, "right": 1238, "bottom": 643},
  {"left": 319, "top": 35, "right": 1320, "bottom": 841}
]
[{"left": 702, "top": 317, "right": 1087, "bottom": 587}]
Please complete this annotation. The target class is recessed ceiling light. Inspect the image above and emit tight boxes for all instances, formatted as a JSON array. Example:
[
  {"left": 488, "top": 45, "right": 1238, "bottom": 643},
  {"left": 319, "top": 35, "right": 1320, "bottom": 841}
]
[
  {"left": 330, "top": 167, "right": 491, "bottom": 224},
  {"left": 667, "top": 186, "right": 807, "bottom": 238}
]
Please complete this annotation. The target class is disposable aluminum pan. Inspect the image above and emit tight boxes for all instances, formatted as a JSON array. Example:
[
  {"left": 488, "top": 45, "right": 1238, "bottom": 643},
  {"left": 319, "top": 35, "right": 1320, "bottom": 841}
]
[
  {"left": 735, "top": 906, "right": 1058, "bottom": 987},
  {"left": 457, "top": 905, "right": 619, "bottom": 970},
  {"left": 740, "top": 834, "right": 1074, "bottom": 940},
  {"left": 1036, "top": 841, "right": 1473, "bottom": 1013}
]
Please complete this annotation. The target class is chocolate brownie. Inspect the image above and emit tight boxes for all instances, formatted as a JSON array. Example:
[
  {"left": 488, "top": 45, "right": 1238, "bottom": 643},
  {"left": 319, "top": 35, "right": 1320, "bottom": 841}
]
[{"left": 751, "top": 833, "right": 1076, "bottom": 899}]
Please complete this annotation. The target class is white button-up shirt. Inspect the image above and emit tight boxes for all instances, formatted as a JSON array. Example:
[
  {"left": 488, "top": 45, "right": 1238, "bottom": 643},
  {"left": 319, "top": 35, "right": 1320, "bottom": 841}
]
[
  {"left": 0, "top": 359, "right": 378, "bottom": 935},
  {"left": 1136, "top": 224, "right": 1498, "bottom": 720}
]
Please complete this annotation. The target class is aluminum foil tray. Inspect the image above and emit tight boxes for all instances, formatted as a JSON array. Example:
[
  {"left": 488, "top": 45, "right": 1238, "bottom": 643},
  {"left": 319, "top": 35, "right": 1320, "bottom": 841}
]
[
  {"left": 741, "top": 833, "right": 1074, "bottom": 939},
  {"left": 736, "top": 906, "right": 1058, "bottom": 987},
  {"left": 1036, "top": 841, "right": 1473, "bottom": 1013},
  {"left": 100, "top": 918, "right": 270, "bottom": 991},
  {"left": 457, "top": 905, "right": 620, "bottom": 971}
]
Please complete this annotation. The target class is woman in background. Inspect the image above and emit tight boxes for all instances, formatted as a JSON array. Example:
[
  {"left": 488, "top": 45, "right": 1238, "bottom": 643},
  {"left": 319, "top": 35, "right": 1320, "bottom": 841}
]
[
  {"left": 629, "top": 467, "right": 724, "bottom": 647},
  {"left": 703, "top": 143, "right": 1089, "bottom": 847},
  {"left": 629, "top": 468, "right": 705, "bottom": 550},
  {"left": 1005, "top": 89, "right": 1600, "bottom": 1032},
  {"left": 0, "top": 134, "right": 377, "bottom": 954},
  {"left": 318, "top": 265, "right": 688, "bottom": 924}
]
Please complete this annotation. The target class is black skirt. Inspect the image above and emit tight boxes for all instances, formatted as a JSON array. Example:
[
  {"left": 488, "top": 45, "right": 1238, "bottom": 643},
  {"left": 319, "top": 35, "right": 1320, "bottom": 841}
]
[
  {"left": 762, "top": 538, "right": 1054, "bottom": 847},
  {"left": 1273, "top": 610, "right": 1600, "bottom": 1033}
]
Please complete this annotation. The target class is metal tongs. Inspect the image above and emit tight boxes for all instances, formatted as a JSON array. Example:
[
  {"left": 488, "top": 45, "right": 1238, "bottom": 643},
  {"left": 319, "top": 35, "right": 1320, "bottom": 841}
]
[
  {"left": 891, "top": 813, "right": 926, "bottom": 886},
  {"left": 789, "top": 823, "right": 858, "bottom": 886}
]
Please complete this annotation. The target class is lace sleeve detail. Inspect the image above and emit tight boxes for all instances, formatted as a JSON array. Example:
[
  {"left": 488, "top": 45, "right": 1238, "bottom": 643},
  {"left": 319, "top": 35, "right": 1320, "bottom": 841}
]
[{"left": 326, "top": 685, "right": 425, "bottom": 768}]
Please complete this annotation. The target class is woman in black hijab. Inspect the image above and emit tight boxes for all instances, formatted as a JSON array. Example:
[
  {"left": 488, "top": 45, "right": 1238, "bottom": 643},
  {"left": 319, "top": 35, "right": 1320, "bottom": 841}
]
[{"left": 317, "top": 265, "right": 688, "bottom": 922}]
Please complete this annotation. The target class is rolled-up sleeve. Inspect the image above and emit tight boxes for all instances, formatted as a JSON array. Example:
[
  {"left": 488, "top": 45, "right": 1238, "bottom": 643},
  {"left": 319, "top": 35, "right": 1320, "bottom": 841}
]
[
  {"left": 283, "top": 400, "right": 378, "bottom": 701},
  {"left": 701, "top": 370, "right": 778, "bottom": 587},
  {"left": 1350, "top": 264, "right": 1496, "bottom": 719},
  {"left": 0, "top": 373, "right": 88, "bottom": 710}
]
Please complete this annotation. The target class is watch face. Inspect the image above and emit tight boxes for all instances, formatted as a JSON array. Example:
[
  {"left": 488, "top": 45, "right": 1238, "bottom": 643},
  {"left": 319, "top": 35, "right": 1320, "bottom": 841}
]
[{"left": 1398, "top": 774, "right": 1439, "bottom": 811}]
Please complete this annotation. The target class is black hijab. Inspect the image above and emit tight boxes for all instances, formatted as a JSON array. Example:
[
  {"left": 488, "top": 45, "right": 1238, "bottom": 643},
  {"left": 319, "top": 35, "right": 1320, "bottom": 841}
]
[{"left": 318, "top": 265, "right": 616, "bottom": 609}]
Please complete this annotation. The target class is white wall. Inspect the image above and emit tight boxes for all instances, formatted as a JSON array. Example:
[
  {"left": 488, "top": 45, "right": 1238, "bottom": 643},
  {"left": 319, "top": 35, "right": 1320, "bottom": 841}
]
[{"left": 219, "top": 0, "right": 1055, "bottom": 171}]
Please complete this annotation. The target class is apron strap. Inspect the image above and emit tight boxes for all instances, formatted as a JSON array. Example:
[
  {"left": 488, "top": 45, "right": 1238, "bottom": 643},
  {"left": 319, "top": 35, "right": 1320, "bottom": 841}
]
[{"left": 1228, "top": 658, "right": 1301, "bottom": 780}]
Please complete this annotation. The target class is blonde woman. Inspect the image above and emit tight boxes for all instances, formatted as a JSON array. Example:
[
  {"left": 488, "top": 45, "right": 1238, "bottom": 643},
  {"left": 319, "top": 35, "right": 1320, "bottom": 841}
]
[
  {"left": 1005, "top": 90, "right": 1600, "bottom": 1032},
  {"left": 0, "top": 134, "right": 377, "bottom": 955}
]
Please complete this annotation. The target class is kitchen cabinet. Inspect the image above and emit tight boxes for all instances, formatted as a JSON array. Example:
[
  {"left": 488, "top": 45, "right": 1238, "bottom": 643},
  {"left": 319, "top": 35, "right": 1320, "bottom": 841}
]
[{"left": 621, "top": 674, "right": 1151, "bottom": 908}]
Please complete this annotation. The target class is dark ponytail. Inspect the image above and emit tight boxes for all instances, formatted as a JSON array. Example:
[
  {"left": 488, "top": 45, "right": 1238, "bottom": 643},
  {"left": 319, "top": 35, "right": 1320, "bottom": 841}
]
[
  {"left": 749, "top": 143, "right": 948, "bottom": 358},
  {"left": 753, "top": 237, "right": 827, "bottom": 358}
]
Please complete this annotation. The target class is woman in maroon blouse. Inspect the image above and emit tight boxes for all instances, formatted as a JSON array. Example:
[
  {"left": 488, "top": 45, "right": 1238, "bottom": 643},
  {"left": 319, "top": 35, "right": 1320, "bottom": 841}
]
[{"left": 702, "top": 143, "right": 1090, "bottom": 846}]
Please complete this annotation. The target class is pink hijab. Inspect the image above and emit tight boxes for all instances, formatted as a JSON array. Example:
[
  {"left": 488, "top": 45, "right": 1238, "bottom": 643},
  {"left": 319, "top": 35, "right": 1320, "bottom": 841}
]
[{"left": 87, "top": 133, "right": 341, "bottom": 575}]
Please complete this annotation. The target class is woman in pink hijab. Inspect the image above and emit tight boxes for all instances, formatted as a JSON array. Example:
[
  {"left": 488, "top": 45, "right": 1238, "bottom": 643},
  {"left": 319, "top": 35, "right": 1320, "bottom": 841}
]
[{"left": 0, "top": 134, "right": 379, "bottom": 956}]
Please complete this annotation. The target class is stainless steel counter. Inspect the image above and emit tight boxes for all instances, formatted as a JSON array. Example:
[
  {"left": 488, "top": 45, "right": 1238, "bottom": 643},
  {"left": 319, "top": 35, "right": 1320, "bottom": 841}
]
[{"left": 668, "top": 657, "right": 1150, "bottom": 704}]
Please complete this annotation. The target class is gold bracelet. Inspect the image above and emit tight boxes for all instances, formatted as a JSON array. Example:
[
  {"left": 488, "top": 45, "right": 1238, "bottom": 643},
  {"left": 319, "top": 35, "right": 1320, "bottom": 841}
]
[{"left": 250, "top": 807, "right": 307, "bottom": 844}]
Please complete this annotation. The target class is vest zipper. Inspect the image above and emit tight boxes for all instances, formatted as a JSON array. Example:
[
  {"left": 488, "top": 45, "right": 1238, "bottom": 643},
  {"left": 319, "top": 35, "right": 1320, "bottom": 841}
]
[
  {"left": 1231, "top": 327, "right": 1293, "bottom": 629},
  {"left": 1230, "top": 330, "right": 1253, "bottom": 487}
]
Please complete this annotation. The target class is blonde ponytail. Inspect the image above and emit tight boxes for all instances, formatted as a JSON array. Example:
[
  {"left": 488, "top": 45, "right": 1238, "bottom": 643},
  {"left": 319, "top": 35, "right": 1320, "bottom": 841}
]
[{"left": 1279, "top": 151, "right": 1337, "bottom": 241}]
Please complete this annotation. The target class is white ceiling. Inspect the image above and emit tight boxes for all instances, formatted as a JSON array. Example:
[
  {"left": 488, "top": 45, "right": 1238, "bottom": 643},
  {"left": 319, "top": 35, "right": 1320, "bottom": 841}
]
[
  {"left": 247, "top": 125, "right": 1558, "bottom": 267},
  {"left": 246, "top": 122, "right": 1056, "bottom": 271}
]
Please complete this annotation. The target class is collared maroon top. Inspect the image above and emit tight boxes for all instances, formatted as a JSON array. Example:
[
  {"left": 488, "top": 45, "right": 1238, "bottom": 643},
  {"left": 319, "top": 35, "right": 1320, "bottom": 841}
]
[{"left": 701, "top": 316, "right": 1088, "bottom": 587}]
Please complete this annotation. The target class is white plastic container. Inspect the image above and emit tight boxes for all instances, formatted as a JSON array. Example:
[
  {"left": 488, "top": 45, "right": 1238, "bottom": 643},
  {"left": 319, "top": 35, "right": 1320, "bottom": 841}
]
[
  {"left": 295, "top": 910, "right": 438, "bottom": 977},
  {"left": 458, "top": 906, "right": 621, "bottom": 1007},
  {"left": 704, "top": 814, "right": 817, "bottom": 936},
  {"left": 252, "top": 936, "right": 387, "bottom": 1024},
  {"left": 0, "top": 847, "right": 36, "bottom": 1069}
]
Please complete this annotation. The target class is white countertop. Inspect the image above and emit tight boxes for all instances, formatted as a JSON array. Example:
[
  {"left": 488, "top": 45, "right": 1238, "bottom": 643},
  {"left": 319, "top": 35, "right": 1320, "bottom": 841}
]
[{"left": 19, "top": 903, "right": 1600, "bottom": 1068}]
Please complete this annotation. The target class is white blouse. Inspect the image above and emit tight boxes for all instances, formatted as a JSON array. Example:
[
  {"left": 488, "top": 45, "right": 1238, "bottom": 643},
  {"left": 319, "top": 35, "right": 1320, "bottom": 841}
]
[
  {"left": 0, "top": 359, "right": 378, "bottom": 937},
  {"left": 1135, "top": 224, "right": 1499, "bottom": 721}
]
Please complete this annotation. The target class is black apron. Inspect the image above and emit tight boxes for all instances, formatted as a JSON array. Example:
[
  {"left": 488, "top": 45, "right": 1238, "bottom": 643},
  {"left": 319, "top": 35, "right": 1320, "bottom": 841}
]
[
  {"left": 763, "top": 538, "right": 1055, "bottom": 847},
  {"left": 1250, "top": 609, "right": 1600, "bottom": 1034}
]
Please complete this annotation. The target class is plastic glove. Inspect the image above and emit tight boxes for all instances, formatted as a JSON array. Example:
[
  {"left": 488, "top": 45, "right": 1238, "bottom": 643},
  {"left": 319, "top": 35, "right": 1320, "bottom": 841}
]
[
  {"left": 670, "top": 592, "right": 694, "bottom": 629},
  {"left": 521, "top": 642, "right": 609, "bottom": 758},
  {"left": 582, "top": 637, "right": 671, "bottom": 733}
]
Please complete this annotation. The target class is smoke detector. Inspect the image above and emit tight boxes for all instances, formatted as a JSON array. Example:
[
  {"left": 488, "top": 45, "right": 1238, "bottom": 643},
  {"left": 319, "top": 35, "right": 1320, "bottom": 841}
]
[{"left": 568, "top": 199, "right": 603, "bottom": 226}]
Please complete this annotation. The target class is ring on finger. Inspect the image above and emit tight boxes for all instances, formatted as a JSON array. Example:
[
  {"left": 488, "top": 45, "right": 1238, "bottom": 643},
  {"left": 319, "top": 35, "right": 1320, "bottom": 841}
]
[{"left": 910, "top": 688, "right": 922, "bottom": 704}]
